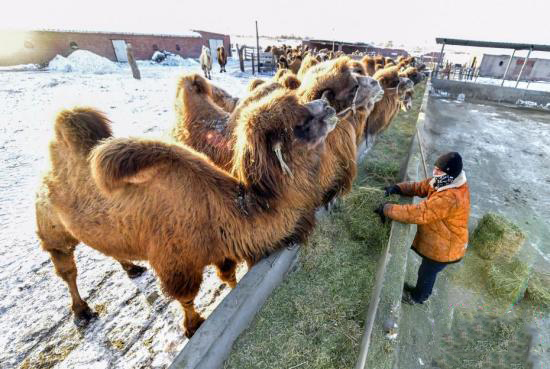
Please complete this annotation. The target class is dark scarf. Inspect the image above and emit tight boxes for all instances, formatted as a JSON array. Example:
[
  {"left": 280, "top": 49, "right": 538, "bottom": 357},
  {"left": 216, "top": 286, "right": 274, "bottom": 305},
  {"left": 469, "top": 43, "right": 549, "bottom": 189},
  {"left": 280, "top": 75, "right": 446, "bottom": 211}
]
[{"left": 433, "top": 174, "right": 455, "bottom": 190}]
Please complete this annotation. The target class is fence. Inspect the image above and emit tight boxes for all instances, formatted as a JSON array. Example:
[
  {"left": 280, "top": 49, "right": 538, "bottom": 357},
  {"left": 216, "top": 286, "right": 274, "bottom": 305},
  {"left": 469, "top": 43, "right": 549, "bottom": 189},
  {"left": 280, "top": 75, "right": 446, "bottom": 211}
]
[{"left": 235, "top": 44, "right": 275, "bottom": 75}]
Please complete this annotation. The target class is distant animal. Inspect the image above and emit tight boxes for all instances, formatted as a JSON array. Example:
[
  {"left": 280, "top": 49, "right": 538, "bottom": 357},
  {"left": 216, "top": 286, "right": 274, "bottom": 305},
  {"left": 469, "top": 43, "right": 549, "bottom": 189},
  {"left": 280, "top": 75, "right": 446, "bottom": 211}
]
[
  {"left": 200, "top": 46, "right": 212, "bottom": 79},
  {"left": 217, "top": 46, "right": 227, "bottom": 73}
]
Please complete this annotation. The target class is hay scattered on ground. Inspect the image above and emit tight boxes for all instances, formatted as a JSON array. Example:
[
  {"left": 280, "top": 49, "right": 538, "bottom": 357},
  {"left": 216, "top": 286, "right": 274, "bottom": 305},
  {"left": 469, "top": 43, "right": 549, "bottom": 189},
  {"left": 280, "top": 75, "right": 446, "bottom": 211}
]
[
  {"left": 471, "top": 213, "right": 525, "bottom": 260},
  {"left": 525, "top": 270, "right": 550, "bottom": 308},
  {"left": 341, "top": 187, "right": 389, "bottom": 241},
  {"left": 485, "top": 257, "right": 530, "bottom": 304}
]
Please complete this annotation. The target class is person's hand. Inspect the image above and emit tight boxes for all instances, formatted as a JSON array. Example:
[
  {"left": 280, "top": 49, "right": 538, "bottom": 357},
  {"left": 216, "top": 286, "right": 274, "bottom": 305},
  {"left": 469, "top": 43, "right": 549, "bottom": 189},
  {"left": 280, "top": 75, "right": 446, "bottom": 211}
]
[
  {"left": 373, "top": 203, "right": 388, "bottom": 224},
  {"left": 384, "top": 184, "right": 402, "bottom": 197}
]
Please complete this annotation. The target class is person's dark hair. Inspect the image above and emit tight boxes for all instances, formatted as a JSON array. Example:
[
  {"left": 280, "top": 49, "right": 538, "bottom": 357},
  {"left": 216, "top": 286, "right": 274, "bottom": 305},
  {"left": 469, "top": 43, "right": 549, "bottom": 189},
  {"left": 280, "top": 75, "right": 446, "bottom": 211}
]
[{"left": 435, "top": 152, "right": 462, "bottom": 178}]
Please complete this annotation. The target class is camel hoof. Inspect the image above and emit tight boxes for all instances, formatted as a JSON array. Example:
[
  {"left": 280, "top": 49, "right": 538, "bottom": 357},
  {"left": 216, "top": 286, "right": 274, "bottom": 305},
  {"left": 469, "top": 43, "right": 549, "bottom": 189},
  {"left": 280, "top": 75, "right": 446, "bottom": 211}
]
[
  {"left": 74, "top": 307, "right": 99, "bottom": 327},
  {"left": 184, "top": 316, "right": 205, "bottom": 338},
  {"left": 126, "top": 265, "right": 147, "bottom": 279}
]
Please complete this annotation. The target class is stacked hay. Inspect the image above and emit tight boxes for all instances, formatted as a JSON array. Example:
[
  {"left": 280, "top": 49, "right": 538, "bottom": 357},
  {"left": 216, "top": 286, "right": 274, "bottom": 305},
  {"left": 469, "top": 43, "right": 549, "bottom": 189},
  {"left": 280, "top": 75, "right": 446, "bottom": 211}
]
[
  {"left": 525, "top": 271, "right": 550, "bottom": 308},
  {"left": 485, "top": 257, "right": 530, "bottom": 304},
  {"left": 471, "top": 213, "right": 525, "bottom": 260},
  {"left": 470, "top": 213, "right": 531, "bottom": 304}
]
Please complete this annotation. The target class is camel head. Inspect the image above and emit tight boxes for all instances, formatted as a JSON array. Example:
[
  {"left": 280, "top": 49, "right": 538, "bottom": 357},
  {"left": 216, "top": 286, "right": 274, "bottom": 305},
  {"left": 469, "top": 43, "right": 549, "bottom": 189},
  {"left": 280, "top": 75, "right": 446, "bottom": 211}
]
[
  {"left": 400, "top": 67, "right": 425, "bottom": 85},
  {"left": 231, "top": 90, "right": 336, "bottom": 197},
  {"left": 298, "top": 57, "right": 382, "bottom": 115},
  {"left": 201, "top": 45, "right": 211, "bottom": 57}
]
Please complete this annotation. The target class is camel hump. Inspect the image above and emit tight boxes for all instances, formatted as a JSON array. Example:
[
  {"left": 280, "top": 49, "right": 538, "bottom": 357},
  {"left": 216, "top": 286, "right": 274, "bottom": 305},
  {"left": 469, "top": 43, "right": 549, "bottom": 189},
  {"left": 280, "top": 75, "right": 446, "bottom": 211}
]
[
  {"left": 54, "top": 107, "right": 112, "bottom": 155},
  {"left": 280, "top": 74, "right": 300, "bottom": 90}
]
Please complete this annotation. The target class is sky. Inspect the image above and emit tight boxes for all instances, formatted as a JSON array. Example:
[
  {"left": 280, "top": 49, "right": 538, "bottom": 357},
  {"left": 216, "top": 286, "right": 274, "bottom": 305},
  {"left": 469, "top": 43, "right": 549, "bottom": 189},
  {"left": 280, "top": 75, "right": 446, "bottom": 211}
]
[{"left": 1, "top": 0, "right": 548, "bottom": 49}]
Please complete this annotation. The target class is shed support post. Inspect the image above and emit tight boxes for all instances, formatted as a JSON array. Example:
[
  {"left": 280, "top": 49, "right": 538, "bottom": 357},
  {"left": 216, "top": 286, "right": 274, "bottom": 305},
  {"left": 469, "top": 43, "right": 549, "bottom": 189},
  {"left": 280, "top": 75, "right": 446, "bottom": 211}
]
[
  {"left": 515, "top": 47, "right": 532, "bottom": 88},
  {"left": 433, "top": 41, "right": 445, "bottom": 80},
  {"left": 500, "top": 49, "right": 516, "bottom": 86}
]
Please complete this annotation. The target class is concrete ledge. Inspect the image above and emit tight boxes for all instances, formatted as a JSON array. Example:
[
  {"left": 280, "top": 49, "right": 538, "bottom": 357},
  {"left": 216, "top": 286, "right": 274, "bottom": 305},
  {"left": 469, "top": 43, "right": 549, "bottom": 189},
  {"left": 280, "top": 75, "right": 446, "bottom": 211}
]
[
  {"left": 169, "top": 245, "right": 299, "bottom": 369},
  {"left": 356, "top": 85, "right": 430, "bottom": 369},
  {"left": 431, "top": 78, "right": 550, "bottom": 109}
]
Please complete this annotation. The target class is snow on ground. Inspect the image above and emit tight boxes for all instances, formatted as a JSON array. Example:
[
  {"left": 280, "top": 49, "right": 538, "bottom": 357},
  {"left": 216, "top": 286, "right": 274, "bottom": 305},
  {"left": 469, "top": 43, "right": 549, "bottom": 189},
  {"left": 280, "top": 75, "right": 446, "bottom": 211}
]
[
  {"left": 48, "top": 50, "right": 123, "bottom": 74},
  {"left": 0, "top": 56, "right": 258, "bottom": 369}
]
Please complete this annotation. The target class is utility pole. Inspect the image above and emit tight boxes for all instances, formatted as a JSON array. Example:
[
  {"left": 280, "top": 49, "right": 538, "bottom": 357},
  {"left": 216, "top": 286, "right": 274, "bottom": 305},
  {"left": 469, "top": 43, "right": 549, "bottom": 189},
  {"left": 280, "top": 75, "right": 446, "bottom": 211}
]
[{"left": 255, "top": 21, "right": 260, "bottom": 74}]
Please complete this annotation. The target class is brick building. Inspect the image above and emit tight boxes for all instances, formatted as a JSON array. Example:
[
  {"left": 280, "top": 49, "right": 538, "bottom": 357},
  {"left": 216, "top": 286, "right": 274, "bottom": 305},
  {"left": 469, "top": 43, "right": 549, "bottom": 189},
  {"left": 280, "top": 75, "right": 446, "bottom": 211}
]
[{"left": 0, "top": 29, "right": 231, "bottom": 66}]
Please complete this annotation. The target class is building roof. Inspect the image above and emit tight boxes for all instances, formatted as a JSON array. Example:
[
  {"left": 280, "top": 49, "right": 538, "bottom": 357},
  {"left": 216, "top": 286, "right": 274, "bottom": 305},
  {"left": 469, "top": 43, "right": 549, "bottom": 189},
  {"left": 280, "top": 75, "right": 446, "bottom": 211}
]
[
  {"left": 305, "top": 39, "right": 372, "bottom": 48},
  {"left": 19, "top": 28, "right": 203, "bottom": 38},
  {"left": 436, "top": 38, "right": 550, "bottom": 52}
]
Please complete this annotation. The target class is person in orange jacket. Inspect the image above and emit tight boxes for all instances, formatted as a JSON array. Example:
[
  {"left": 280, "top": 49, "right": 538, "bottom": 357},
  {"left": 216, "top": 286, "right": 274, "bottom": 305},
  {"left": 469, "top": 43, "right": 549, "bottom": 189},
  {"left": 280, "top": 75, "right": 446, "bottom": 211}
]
[{"left": 374, "top": 152, "right": 470, "bottom": 304}]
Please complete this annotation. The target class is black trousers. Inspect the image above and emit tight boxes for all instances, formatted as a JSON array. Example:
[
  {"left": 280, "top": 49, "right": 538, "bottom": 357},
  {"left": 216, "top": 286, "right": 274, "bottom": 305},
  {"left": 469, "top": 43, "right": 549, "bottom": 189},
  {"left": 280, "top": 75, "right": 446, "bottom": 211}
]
[{"left": 411, "top": 257, "right": 447, "bottom": 303}]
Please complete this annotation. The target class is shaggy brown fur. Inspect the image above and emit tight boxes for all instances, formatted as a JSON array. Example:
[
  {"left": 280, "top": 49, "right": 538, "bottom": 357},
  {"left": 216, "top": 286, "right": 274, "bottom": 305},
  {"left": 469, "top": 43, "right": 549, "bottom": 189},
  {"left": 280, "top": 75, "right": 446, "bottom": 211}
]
[
  {"left": 210, "top": 83, "right": 239, "bottom": 113},
  {"left": 362, "top": 55, "right": 377, "bottom": 76},
  {"left": 37, "top": 92, "right": 336, "bottom": 338},
  {"left": 399, "top": 66, "right": 424, "bottom": 85},
  {"left": 297, "top": 54, "right": 320, "bottom": 80},
  {"left": 297, "top": 57, "right": 362, "bottom": 205},
  {"left": 374, "top": 55, "right": 385, "bottom": 66},
  {"left": 217, "top": 46, "right": 227, "bottom": 73},
  {"left": 279, "top": 74, "right": 301, "bottom": 90},
  {"left": 288, "top": 56, "right": 303, "bottom": 75},
  {"left": 247, "top": 78, "right": 266, "bottom": 92},
  {"left": 362, "top": 66, "right": 412, "bottom": 153},
  {"left": 172, "top": 74, "right": 234, "bottom": 170}
]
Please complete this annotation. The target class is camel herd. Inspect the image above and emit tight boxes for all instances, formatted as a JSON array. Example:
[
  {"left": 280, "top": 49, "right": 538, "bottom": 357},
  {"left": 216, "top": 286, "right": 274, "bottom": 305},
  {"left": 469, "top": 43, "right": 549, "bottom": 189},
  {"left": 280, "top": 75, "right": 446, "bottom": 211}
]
[{"left": 35, "top": 47, "right": 424, "bottom": 339}]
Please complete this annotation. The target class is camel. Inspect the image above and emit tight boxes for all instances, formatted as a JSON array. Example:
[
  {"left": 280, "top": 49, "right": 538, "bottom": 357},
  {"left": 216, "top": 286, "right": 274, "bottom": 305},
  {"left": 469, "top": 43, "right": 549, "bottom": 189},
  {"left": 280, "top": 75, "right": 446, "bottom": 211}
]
[
  {"left": 361, "top": 66, "right": 414, "bottom": 155},
  {"left": 199, "top": 46, "right": 212, "bottom": 79},
  {"left": 36, "top": 90, "right": 337, "bottom": 338},
  {"left": 297, "top": 54, "right": 320, "bottom": 80},
  {"left": 298, "top": 57, "right": 384, "bottom": 206},
  {"left": 362, "top": 55, "right": 377, "bottom": 76},
  {"left": 217, "top": 46, "right": 227, "bottom": 73},
  {"left": 399, "top": 66, "right": 425, "bottom": 85}
]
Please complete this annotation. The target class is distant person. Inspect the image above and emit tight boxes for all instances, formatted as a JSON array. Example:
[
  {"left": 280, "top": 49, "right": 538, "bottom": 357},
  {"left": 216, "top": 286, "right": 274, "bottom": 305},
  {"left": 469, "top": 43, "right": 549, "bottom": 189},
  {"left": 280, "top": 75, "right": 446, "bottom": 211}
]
[{"left": 374, "top": 152, "right": 470, "bottom": 304}]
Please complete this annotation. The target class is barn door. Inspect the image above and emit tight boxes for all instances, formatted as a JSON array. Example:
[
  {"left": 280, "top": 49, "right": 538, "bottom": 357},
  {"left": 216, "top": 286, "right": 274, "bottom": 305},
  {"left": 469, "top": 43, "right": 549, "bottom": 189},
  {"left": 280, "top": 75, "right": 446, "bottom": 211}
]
[
  {"left": 112, "top": 40, "right": 128, "bottom": 62},
  {"left": 209, "top": 39, "right": 224, "bottom": 54}
]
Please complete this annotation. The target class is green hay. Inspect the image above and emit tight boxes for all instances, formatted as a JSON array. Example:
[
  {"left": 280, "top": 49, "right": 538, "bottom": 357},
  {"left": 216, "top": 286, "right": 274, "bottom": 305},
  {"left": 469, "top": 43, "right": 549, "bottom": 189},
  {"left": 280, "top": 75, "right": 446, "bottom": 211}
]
[
  {"left": 341, "top": 186, "right": 389, "bottom": 242},
  {"left": 485, "top": 257, "right": 530, "bottom": 304},
  {"left": 525, "top": 270, "right": 550, "bottom": 308},
  {"left": 471, "top": 213, "right": 525, "bottom": 260}
]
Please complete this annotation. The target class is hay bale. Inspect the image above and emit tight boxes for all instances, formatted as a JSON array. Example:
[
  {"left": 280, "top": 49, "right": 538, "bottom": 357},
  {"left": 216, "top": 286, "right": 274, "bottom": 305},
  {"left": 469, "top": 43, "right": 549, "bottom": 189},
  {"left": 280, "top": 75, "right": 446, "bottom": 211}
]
[
  {"left": 470, "top": 213, "right": 525, "bottom": 260},
  {"left": 485, "top": 257, "right": 529, "bottom": 304},
  {"left": 525, "top": 270, "right": 550, "bottom": 308},
  {"left": 341, "top": 187, "right": 387, "bottom": 241}
]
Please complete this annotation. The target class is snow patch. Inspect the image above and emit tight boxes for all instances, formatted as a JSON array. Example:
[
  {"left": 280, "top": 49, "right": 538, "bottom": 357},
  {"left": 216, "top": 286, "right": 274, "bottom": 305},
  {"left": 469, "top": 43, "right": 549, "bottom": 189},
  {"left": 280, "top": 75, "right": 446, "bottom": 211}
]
[
  {"left": 48, "top": 50, "right": 120, "bottom": 74},
  {"left": 0, "top": 64, "right": 41, "bottom": 72},
  {"left": 516, "top": 99, "right": 540, "bottom": 108}
]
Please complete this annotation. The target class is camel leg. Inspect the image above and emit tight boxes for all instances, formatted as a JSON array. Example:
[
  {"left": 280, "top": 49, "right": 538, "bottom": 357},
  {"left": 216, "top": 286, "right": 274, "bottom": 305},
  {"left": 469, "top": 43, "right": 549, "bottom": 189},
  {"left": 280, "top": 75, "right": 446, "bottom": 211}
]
[
  {"left": 156, "top": 263, "right": 204, "bottom": 338},
  {"left": 215, "top": 258, "right": 238, "bottom": 288},
  {"left": 48, "top": 248, "right": 98, "bottom": 326},
  {"left": 117, "top": 260, "right": 147, "bottom": 279}
]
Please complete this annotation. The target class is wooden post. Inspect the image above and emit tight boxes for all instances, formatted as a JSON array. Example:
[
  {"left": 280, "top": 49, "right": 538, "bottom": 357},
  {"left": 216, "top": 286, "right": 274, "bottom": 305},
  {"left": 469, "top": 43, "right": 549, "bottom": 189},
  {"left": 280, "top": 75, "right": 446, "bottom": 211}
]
[
  {"left": 237, "top": 44, "right": 244, "bottom": 72},
  {"left": 126, "top": 43, "right": 141, "bottom": 80},
  {"left": 251, "top": 48, "right": 255, "bottom": 75},
  {"left": 255, "top": 21, "right": 261, "bottom": 73}
]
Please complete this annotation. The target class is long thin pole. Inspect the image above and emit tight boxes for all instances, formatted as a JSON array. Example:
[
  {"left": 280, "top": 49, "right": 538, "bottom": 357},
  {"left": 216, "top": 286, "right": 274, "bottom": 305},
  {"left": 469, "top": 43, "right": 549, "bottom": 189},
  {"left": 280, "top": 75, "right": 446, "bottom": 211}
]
[
  {"left": 515, "top": 47, "right": 532, "bottom": 88},
  {"left": 433, "top": 41, "right": 445, "bottom": 80},
  {"left": 500, "top": 49, "right": 516, "bottom": 86},
  {"left": 255, "top": 21, "right": 260, "bottom": 74}
]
